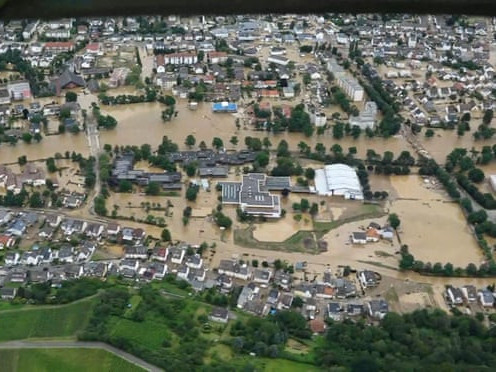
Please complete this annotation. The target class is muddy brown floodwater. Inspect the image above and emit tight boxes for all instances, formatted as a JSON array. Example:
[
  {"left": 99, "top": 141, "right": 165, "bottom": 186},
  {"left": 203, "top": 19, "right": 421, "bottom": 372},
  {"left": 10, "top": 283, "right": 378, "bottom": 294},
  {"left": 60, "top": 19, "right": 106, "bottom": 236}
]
[
  {"left": 0, "top": 134, "right": 89, "bottom": 164},
  {"left": 389, "top": 175, "right": 484, "bottom": 267},
  {"left": 98, "top": 99, "right": 407, "bottom": 158}
]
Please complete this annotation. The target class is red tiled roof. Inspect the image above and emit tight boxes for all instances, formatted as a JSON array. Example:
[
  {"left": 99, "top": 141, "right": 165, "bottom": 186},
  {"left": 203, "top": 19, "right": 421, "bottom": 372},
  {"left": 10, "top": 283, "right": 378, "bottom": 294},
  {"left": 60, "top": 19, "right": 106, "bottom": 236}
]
[
  {"left": 44, "top": 42, "right": 74, "bottom": 49},
  {"left": 309, "top": 319, "right": 326, "bottom": 334}
]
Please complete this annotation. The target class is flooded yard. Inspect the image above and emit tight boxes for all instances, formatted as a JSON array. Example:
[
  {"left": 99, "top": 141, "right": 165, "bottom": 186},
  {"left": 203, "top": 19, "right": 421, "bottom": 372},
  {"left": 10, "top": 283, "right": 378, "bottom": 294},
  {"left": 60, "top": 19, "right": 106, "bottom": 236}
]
[
  {"left": 0, "top": 133, "right": 89, "bottom": 164},
  {"left": 389, "top": 175, "right": 483, "bottom": 267}
]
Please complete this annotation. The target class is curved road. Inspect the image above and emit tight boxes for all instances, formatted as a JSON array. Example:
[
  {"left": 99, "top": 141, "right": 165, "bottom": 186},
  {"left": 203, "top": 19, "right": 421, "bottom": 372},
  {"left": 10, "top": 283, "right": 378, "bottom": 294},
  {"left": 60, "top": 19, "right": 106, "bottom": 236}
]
[{"left": 0, "top": 340, "right": 162, "bottom": 372}]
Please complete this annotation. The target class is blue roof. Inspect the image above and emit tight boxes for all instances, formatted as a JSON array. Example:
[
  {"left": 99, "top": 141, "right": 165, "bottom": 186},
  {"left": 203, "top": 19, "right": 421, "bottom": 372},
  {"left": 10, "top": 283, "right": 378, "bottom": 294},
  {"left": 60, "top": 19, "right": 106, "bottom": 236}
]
[{"left": 212, "top": 102, "right": 237, "bottom": 112}]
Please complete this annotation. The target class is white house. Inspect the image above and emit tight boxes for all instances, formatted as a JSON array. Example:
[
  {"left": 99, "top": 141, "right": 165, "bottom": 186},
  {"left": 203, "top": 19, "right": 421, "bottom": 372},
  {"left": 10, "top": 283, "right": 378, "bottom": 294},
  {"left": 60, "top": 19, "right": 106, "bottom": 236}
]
[
  {"left": 168, "top": 247, "right": 186, "bottom": 265},
  {"left": 5, "top": 252, "right": 20, "bottom": 266},
  {"left": 21, "top": 251, "right": 42, "bottom": 266}
]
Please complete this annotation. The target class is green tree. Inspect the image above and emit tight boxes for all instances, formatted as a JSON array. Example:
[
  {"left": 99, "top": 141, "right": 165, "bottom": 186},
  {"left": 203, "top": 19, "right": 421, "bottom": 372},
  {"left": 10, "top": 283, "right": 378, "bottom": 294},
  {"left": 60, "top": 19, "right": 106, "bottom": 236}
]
[
  {"left": 94, "top": 195, "right": 107, "bottom": 216},
  {"left": 212, "top": 137, "right": 224, "bottom": 150},
  {"left": 230, "top": 136, "right": 238, "bottom": 146},
  {"left": 304, "top": 168, "right": 315, "bottom": 180},
  {"left": 255, "top": 152, "right": 269, "bottom": 167},
  {"left": 18, "top": 155, "right": 27, "bottom": 165},
  {"left": 483, "top": 109, "right": 493, "bottom": 125},
  {"left": 185, "top": 134, "right": 196, "bottom": 148},
  {"left": 468, "top": 168, "right": 485, "bottom": 183},
  {"left": 333, "top": 122, "right": 344, "bottom": 139},
  {"left": 184, "top": 162, "right": 198, "bottom": 177},
  {"left": 118, "top": 180, "right": 133, "bottom": 193},
  {"left": 215, "top": 211, "right": 233, "bottom": 229},
  {"left": 425, "top": 128, "right": 435, "bottom": 138},
  {"left": 146, "top": 181, "right": 161, "bottom": 195},
  {"left": 65, "top": 91, "right": 78, "bottom": 102},
  {"left": 29, "top": 192, "right": 44, "bottom": 208},
  {"left": 300, "top": 198, "right": 310, "bottom": 212},
  {"left": 276, "top": 140, "right": 290, "bottom": 157},
  {"left": 161, "top": 228, "right": 172, "bottom": 242},
  {"left": 22, "top": 132, "right": 33, "bottom": 143},
  {"left": 186, "top": 184, "right": 200, "bottom": 201},
  {"left": 388, "top": 213, "right": 401, "bottom": 229}
]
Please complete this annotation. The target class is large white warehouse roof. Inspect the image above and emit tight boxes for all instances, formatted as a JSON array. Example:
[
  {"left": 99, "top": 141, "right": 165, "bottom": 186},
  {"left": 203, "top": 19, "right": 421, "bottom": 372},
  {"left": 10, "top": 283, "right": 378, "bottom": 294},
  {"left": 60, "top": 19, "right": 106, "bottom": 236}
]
[{"left": 314, "top": 163, "right": 363, "bottom": 200}]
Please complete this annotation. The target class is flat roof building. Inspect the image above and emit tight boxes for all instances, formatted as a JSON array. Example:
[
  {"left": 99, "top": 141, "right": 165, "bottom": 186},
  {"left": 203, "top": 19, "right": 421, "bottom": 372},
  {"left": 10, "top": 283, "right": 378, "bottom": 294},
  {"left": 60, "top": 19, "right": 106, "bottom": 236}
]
[
  {"left": 218, "top": 174, "right": 290, "bottom": 218},
  {"left": 314, "top": 164, "right": 363, "bottom": 200},
  {"left": 350, "top": 101, "right": 378, "bottom": 129}
]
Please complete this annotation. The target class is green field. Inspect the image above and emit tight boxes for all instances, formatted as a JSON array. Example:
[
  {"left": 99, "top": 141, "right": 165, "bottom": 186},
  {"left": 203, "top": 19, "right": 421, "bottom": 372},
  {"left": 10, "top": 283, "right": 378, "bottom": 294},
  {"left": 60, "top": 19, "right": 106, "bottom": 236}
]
[
  {"left": 0, "top": 348, "right": 144, "bottom": 372},
  {"left": 262, "top": 358, "right": 321, "bottom": 372},
  {"left": 109, "top": 316, "right": 172, "bottom": 350},
  {"left": 0, "top": 298, "right": 95, "bottom": 341}
]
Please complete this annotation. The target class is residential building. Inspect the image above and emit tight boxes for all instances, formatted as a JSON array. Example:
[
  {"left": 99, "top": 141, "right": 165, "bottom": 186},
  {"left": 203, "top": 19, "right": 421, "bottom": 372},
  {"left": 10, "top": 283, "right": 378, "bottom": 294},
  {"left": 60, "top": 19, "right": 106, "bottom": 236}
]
[
  {"left": 218, "top": 259, "right": 251, "bottom": 280},
  {"left": 253, "top": 269, "right": 272, "bottom": 285},
  {"left": 209, "top": 307, "right": 229, "bottom": 323},
  {"left": 359, "top": 270, "right": 378, "bottom": 288},
  {"left": 478, "top": 289, "right": 495, "bottom": 307},
  {"left": 0, "top": 287, "right": 17, "bottom": 300},
  {"left": 367, "top": 299, "right": 389, "bottom": 319},
  {"left": 125, "top": 245, "right": 148, "bottom": 260}
]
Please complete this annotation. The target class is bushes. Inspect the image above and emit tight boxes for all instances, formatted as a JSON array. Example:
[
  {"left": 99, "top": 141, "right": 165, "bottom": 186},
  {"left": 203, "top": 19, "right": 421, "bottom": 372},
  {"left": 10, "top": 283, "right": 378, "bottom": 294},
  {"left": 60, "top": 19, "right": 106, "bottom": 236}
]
[{"left": 214, "top": 211, "right": 232, "bottom": 229}]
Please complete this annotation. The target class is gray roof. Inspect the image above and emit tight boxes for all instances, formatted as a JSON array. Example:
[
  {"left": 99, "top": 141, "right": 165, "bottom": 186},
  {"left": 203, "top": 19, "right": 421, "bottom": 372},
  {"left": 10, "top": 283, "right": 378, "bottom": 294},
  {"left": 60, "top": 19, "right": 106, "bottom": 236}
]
[
  {"left": 353, "top": 232, "right": 367, "bottom": 240},
  {"left": 198, "top": 167, "right": 229, "bottom": 177},
  {"left": 239, "top": 174, "right": 278, "bottom": 207},
  {"left": 265, "top": 176, "right": 291, "bottom": 190},
  {"left": 219, "top": 182, "right": 241, "bottom": 203},
  {"left": 210, "top": 307, "right": 228, "bottom": 319}
]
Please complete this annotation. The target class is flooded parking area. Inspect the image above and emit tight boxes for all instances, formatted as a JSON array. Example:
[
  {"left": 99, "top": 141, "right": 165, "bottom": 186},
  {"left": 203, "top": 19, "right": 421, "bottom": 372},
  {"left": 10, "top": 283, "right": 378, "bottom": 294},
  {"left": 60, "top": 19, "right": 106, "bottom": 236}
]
[{"left": 389, "top": 175, "right": 483, "bottom": 267}]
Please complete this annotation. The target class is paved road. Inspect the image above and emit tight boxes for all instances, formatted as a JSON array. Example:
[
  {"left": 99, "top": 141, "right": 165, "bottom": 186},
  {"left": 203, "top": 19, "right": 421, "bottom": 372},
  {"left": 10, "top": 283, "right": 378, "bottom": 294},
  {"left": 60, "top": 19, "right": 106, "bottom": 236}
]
[{"left": 0, "top": 340, "right": 162, "bottom": 372}]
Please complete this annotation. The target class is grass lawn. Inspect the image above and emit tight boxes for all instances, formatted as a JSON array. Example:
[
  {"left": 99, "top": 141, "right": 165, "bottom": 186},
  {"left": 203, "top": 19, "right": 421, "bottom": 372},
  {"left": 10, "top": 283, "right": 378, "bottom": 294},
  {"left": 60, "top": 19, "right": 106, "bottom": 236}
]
[
  {"left": 151, "top": 280, "right": 190, "bottom": 297},
  {"left": 108, "top": 317, "right": 171, "bottom": 350},
  {"left": 205, "top": 343, "right": 233, "bottom": 364},
  {"left": 0, "top": 297, "right": 95, "bottom": 341},
  {"left": 0, "top": 301, "right": 26, "bottom": 311},
  {"left": 234, "top": 227, "right": 318, "bottom": 253},
  {"left": 123, "top": 295, "right": 142, "bottom": 318},
  {"left": 0, "top": 348, "right": 144, "bottom": 372},
  {"left": 261, "top": 358, "right": 321, "bottom": 372}
]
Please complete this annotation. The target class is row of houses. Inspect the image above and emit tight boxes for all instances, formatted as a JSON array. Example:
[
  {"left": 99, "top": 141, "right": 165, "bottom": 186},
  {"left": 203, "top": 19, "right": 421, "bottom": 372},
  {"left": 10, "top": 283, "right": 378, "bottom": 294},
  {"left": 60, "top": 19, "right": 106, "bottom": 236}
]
[{"left": 446, "top": 285, "right": 496, "bottom": 308}]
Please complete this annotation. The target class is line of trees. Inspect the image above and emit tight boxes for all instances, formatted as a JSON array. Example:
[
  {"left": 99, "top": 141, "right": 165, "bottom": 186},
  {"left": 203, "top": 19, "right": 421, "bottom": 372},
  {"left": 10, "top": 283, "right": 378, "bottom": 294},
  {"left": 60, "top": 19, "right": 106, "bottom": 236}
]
[{"left": 400, "top": 244, "right": 496, "bottom": 277}]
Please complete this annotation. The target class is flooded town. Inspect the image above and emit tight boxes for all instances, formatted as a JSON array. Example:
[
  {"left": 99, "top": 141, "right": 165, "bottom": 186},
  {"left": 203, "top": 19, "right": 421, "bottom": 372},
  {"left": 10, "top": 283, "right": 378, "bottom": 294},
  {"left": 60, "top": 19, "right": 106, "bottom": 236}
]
[{"left": 1, "top": 12, "right": 496, "bottom": 371}]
